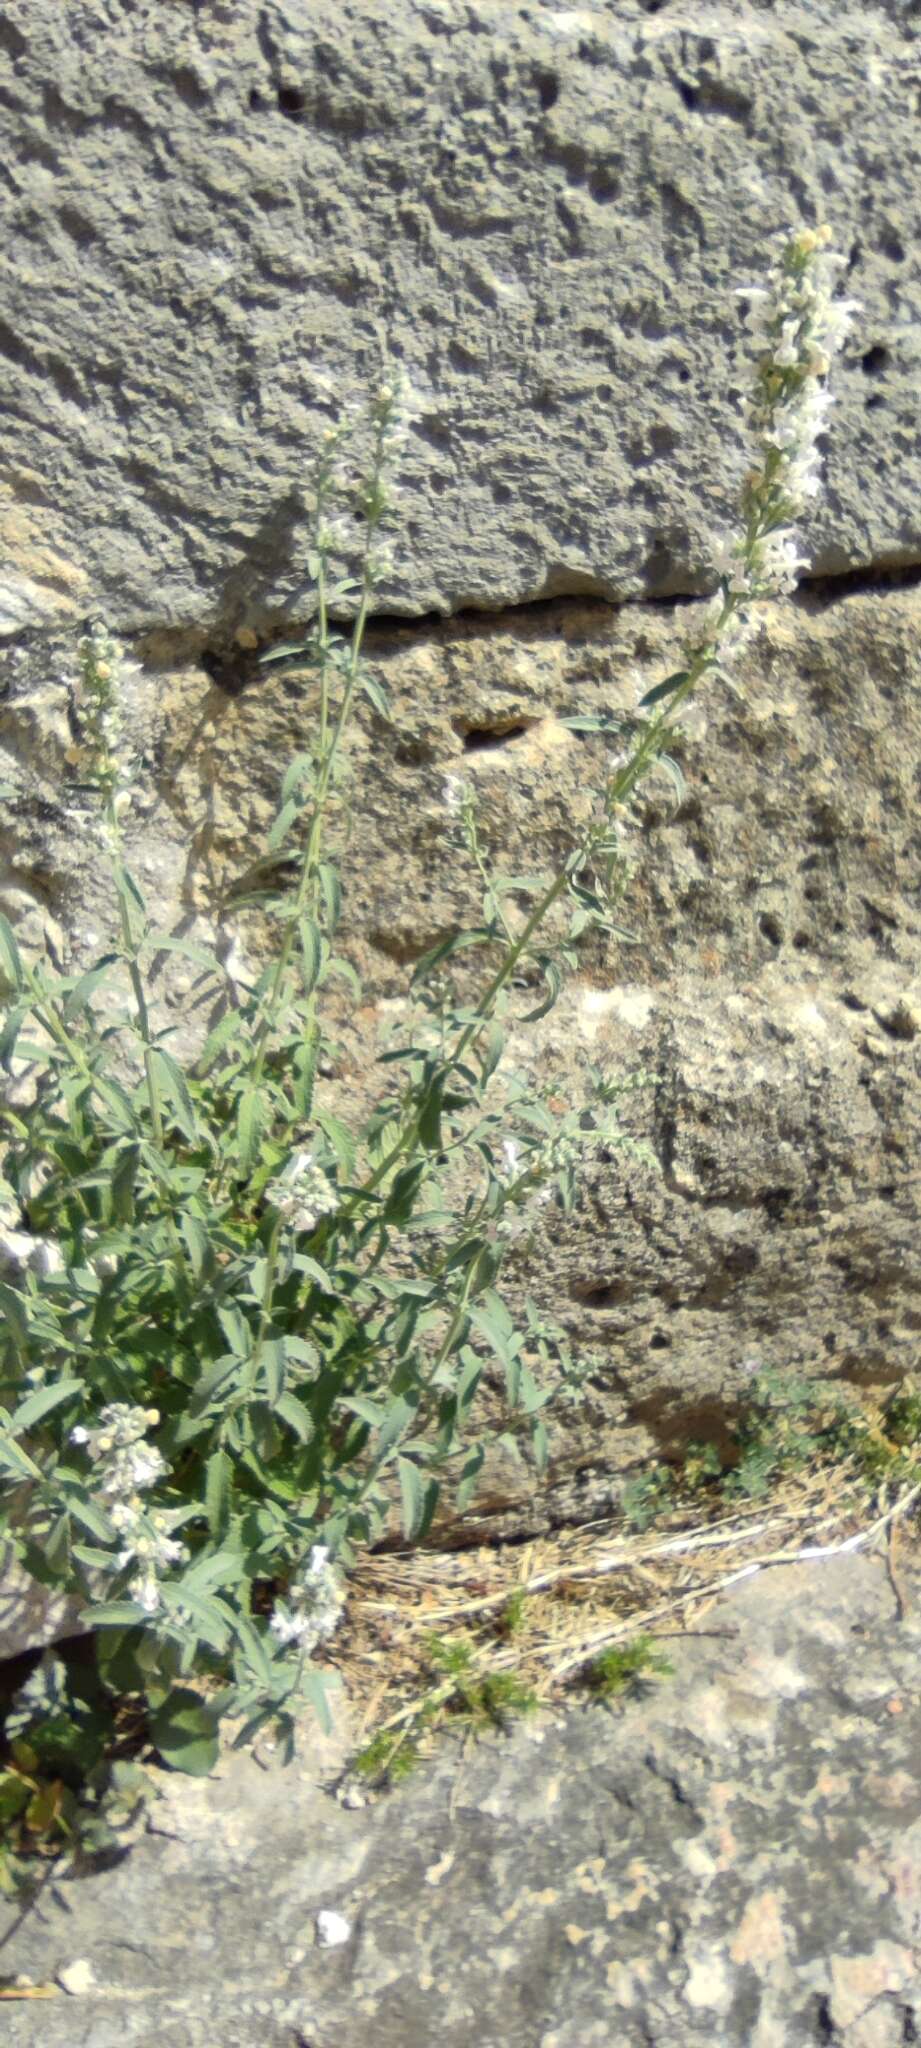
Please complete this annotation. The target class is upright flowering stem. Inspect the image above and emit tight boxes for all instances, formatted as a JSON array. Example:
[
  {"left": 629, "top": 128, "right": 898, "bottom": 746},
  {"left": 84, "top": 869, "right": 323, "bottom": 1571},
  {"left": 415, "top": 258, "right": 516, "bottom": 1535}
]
[
  {"left": 348, "top": 227, "right": 857, "bottom": 1211},
  {"left": 242, "top": 387, "right": 403, "bottom": 1110}
]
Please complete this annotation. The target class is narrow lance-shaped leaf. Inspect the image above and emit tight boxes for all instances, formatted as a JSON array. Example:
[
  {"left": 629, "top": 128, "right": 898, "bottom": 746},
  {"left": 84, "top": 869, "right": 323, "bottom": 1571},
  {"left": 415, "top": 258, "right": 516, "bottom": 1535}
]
[
  {"left": 0, "top": 913, "right": 24, "bottom": 990},
  {"left": 638, "top": 668, "right": 691, "bottom": 710},
  {"left": 149, "top": 1047, "right": 200, "bottom": 1144},
  {"left": 8, "top": 1378, "right": 83, "bottom": 1435},
  {"left": 397, "top": 1457, "right": 440, "bottom": 1542}
]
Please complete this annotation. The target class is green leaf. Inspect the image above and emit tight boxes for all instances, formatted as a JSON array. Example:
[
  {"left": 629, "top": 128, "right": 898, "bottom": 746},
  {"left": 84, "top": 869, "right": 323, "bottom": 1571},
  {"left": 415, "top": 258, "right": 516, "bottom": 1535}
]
[
  {"left": 267, "top": 795, "right": 302, "bottom": 853},
  {"left": 262, "top": 1336, "right": 286, "bottom": 1405},
  {"left": 0, "top": 1774, "right": 33, "bottom": 1825},
  {"left": 232, "top": 1612, "right": 272, "bottom": 1688},
  {"left": 87, "top": 1599, "right": 154, "bottom": 1628},
  {"left": 8, "top": 1377, "right": 83, "bottom": 1434},
  {"left": 69, "top": 1495, "right": 118, "bottom": 1541},
  {"left": 149, "top": 1688, "right": 220, "bottom": 1776},
  {"left": 236, "top": 1087, "right": 262, "bottom": 1172},
  {"left": 417, "top": 1068, "right": 445, "bottom": 1153},
  {"left": 0, "top": 1282, "right": 31, "bottom": 1359},
  {"left": 258, "top": 636, "right": 313, "bottom": 668},
  {"left": 520, "top": 957, "right": 562, "bottom": 1024},
  {"left": 143, "top": 932, "right": 221, "bottom": 972},
  {"left": 94, "top": 1626, "right": 155, "bottom": 1695},
  {"left": 0, "top": 914, "right": 24, "bottom": 990},
  {"left": 194, "top": 1006, "right": 248, "bottom": 1077},
  {"left": 0, "top": 1435, "right": 42, "bottom": 1481},
  {"left": 109, "top": 1140, "right": 140, "bottom": 1224},
  {"left": 159, "top": 1585, "right": 233, "bottom": 1653},
  {"left": 639, "top": 668, "right": 691, "bottom": 710},
  {"left": 180, "top": 1212, "right": 211, "bottom": 1281},
  {"left": 518, "top": 1364, "right": 554, "bottom": 1415},
  {"left": 274, "top": 1390, "right": 314, "bottom": 1443},
  {"left": 479, "top": 1022, "right": 505, "bottom": 1084},
  {"left": 62, "top": 956, "right": 119, "bottom": 1021},
  {"left": 280, "top": 751, "right": 316, "bottom": 805},
  {"left": 361, "top": 671, "right": 390, "bottom": 720},
  {"left": 656, "top": 752, "right": 687, "bottom": 809},
  {"left": 375, "top": 1395, "right": 416, "bottom": 1461},
  {"left": 470, "top": 1295, "right": 521, "bottom": 1368},
  {"left": 292, "top": 1025, "right": 319, "bottom": 1120},
  {"left": 217, "top": 1306, "right": 251, "bottom": 1358},
  {"left": 397, "top": 1457, "right": 439, "bottom": 1542},
  {"left": 299, "top": 917, "right": 322, "bottom": 995},
  {"left": 300, "top": 1665, "right": 333, "bottom": 1735},
  {"left": 341, "top": 1394, "right": 385, "bottom": 1427},
  {"left": 326, "top": 953, "right": 362, "bottom": 999},
  {"left": 149, "top": 1047, "right": 200, "bottom": 1143},
  {"left": 188, "top": 1351, "right": 244, "bottom": 1416},
  {"left": 455, "top": 1442, "right": 485, "bottom": 1512},
  {"left": 318, "top": 863, "right": 342, "bottom": 935},
  {"left": 316, "top": 1109, "right": 354, "bottom": 1177},
  {"left": 530, "top": 1415, "right": 550, "bottom": 1474},
  {"left": 205, "top": 1449, "right": 232, "bottom": 1541}
]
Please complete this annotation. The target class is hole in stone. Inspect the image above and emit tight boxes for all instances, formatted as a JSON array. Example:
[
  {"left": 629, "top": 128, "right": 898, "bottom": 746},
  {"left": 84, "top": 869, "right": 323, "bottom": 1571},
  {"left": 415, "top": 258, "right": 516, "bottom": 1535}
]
[
  {"left": 574, "top": 1281, "right": 630, "bottom": 1310},
  {"left": 459, "top": 722, "right": 529, "bottom": 753},
  {"left": 758, "top": 911, "right": 783, "bottom": 946},
  {"left": 535, "top": 70, "right": 559, "bottom": 110},
  {"left": 649, "top": 1331, "right": 672, "bottom": 1351},
  {"left": 277, "top": 84, "right": 306, "bottom": 118},
  {"left": 792, "top": 930, "right": 812, "bottom": 951},
  {"left": 861, "top": 345, "right": 889, "bottom": 376}
]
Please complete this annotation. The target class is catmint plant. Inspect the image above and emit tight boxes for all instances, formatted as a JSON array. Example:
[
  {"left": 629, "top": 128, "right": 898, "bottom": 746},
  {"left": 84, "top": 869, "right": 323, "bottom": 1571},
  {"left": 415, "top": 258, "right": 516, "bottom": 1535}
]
[{"left": 0, "top": 229, "right": 857, "bottom": 1781}]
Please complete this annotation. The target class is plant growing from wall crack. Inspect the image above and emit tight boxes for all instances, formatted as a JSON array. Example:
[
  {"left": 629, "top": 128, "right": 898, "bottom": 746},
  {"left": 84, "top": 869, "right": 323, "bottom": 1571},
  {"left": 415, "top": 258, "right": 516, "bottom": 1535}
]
[{"left": 0, "top": 230, "right": 860, "bottom": 1880}]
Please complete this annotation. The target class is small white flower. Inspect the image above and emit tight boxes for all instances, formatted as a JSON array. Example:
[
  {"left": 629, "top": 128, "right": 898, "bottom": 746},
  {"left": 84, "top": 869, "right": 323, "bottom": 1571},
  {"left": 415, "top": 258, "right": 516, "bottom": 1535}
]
[
  {"left": 128, "top": 1574, "right": 161, "bottom": 1615},
  {"left": 501, "top": 1138, "right": 521, "bottom": 1176},
  {"left": 269, "top": 1608, "right": 309, "bottom": 1648}
]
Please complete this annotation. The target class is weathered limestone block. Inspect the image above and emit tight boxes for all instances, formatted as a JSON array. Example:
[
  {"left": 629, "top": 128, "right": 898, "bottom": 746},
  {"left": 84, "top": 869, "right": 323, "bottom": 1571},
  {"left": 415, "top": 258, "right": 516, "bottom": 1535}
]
[
  {"left": 3, "top": 1550, "right": 920, "bottom": 2047},
  {"left": 1, "top": 0, "right": 919, "bottom": 633}
]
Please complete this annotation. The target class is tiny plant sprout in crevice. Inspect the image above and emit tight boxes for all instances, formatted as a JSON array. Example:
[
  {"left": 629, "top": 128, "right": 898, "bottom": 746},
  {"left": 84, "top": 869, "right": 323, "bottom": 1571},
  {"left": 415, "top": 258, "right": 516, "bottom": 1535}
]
[{"left": 0, "top": 232, "right": 860, "bottom": 1887}]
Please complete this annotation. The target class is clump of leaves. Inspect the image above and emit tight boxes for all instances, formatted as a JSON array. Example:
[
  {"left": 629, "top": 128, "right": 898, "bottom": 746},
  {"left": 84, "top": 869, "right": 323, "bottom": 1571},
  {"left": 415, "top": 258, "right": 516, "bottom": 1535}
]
[
  {"left": 587, "top": 1634, "right": 674, "bottom": 1701},
  {"left": 352, "top": 1722, "right": 426, "bottom": 1788},
  {"left": 424, "top": 1631, "right": 539, "bottom": 1728},
  {"left": 620, "top": 1465, "right": 676, "bottom": 1533},
  {"left": 352, "top": 1631, "right": 538, "bottom": 1791}
]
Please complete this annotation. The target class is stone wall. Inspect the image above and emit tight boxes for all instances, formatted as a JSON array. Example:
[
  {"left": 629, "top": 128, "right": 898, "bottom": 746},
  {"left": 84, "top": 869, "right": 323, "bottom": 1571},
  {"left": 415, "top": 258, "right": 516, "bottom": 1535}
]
[{"left": 1, "top": 0, "right": 920, "bottom": 1534}]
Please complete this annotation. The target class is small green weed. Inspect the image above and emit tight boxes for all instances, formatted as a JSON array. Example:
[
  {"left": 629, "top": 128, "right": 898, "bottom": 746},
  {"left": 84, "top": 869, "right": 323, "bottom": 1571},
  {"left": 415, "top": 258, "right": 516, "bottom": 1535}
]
[
  {"left": 587, "top": 1634, "right": 674, "bottom": 1701},
  {"left": 620, "top": 1466, "right": 675, "bottom": 1532}
]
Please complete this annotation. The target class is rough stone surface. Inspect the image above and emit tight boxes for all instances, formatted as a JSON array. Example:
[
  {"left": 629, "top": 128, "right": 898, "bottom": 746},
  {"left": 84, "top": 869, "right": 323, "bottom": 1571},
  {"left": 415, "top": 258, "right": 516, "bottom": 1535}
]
[
  {"left": 2, "top": 584, "right": 918, "bottom": 1532},
  {"left": 3, "top": 1550, "right": 920, "bottom": 2046},
  {"left": 2, "top": 1, "right": 919, "bottom": 634}
]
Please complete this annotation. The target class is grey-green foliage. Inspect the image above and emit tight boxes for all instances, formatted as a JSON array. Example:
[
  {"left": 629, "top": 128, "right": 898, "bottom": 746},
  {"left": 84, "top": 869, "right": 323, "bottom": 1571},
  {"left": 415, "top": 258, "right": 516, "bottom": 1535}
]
[{"left": 0, "top": 232, "right": 857, "bottom": 1788}]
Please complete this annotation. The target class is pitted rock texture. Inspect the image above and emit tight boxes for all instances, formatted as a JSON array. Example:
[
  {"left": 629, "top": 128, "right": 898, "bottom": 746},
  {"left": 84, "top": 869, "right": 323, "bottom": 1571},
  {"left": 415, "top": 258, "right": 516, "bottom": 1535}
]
[
  {"left": 1, "top": 0, "right": 919, "bottom": 634},
  {"left": 2, "top": 585, "right": 918, "bottom": 1529},
  {"left": 3, "top": 1550, "right": 920, "bottom": 2046}
]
